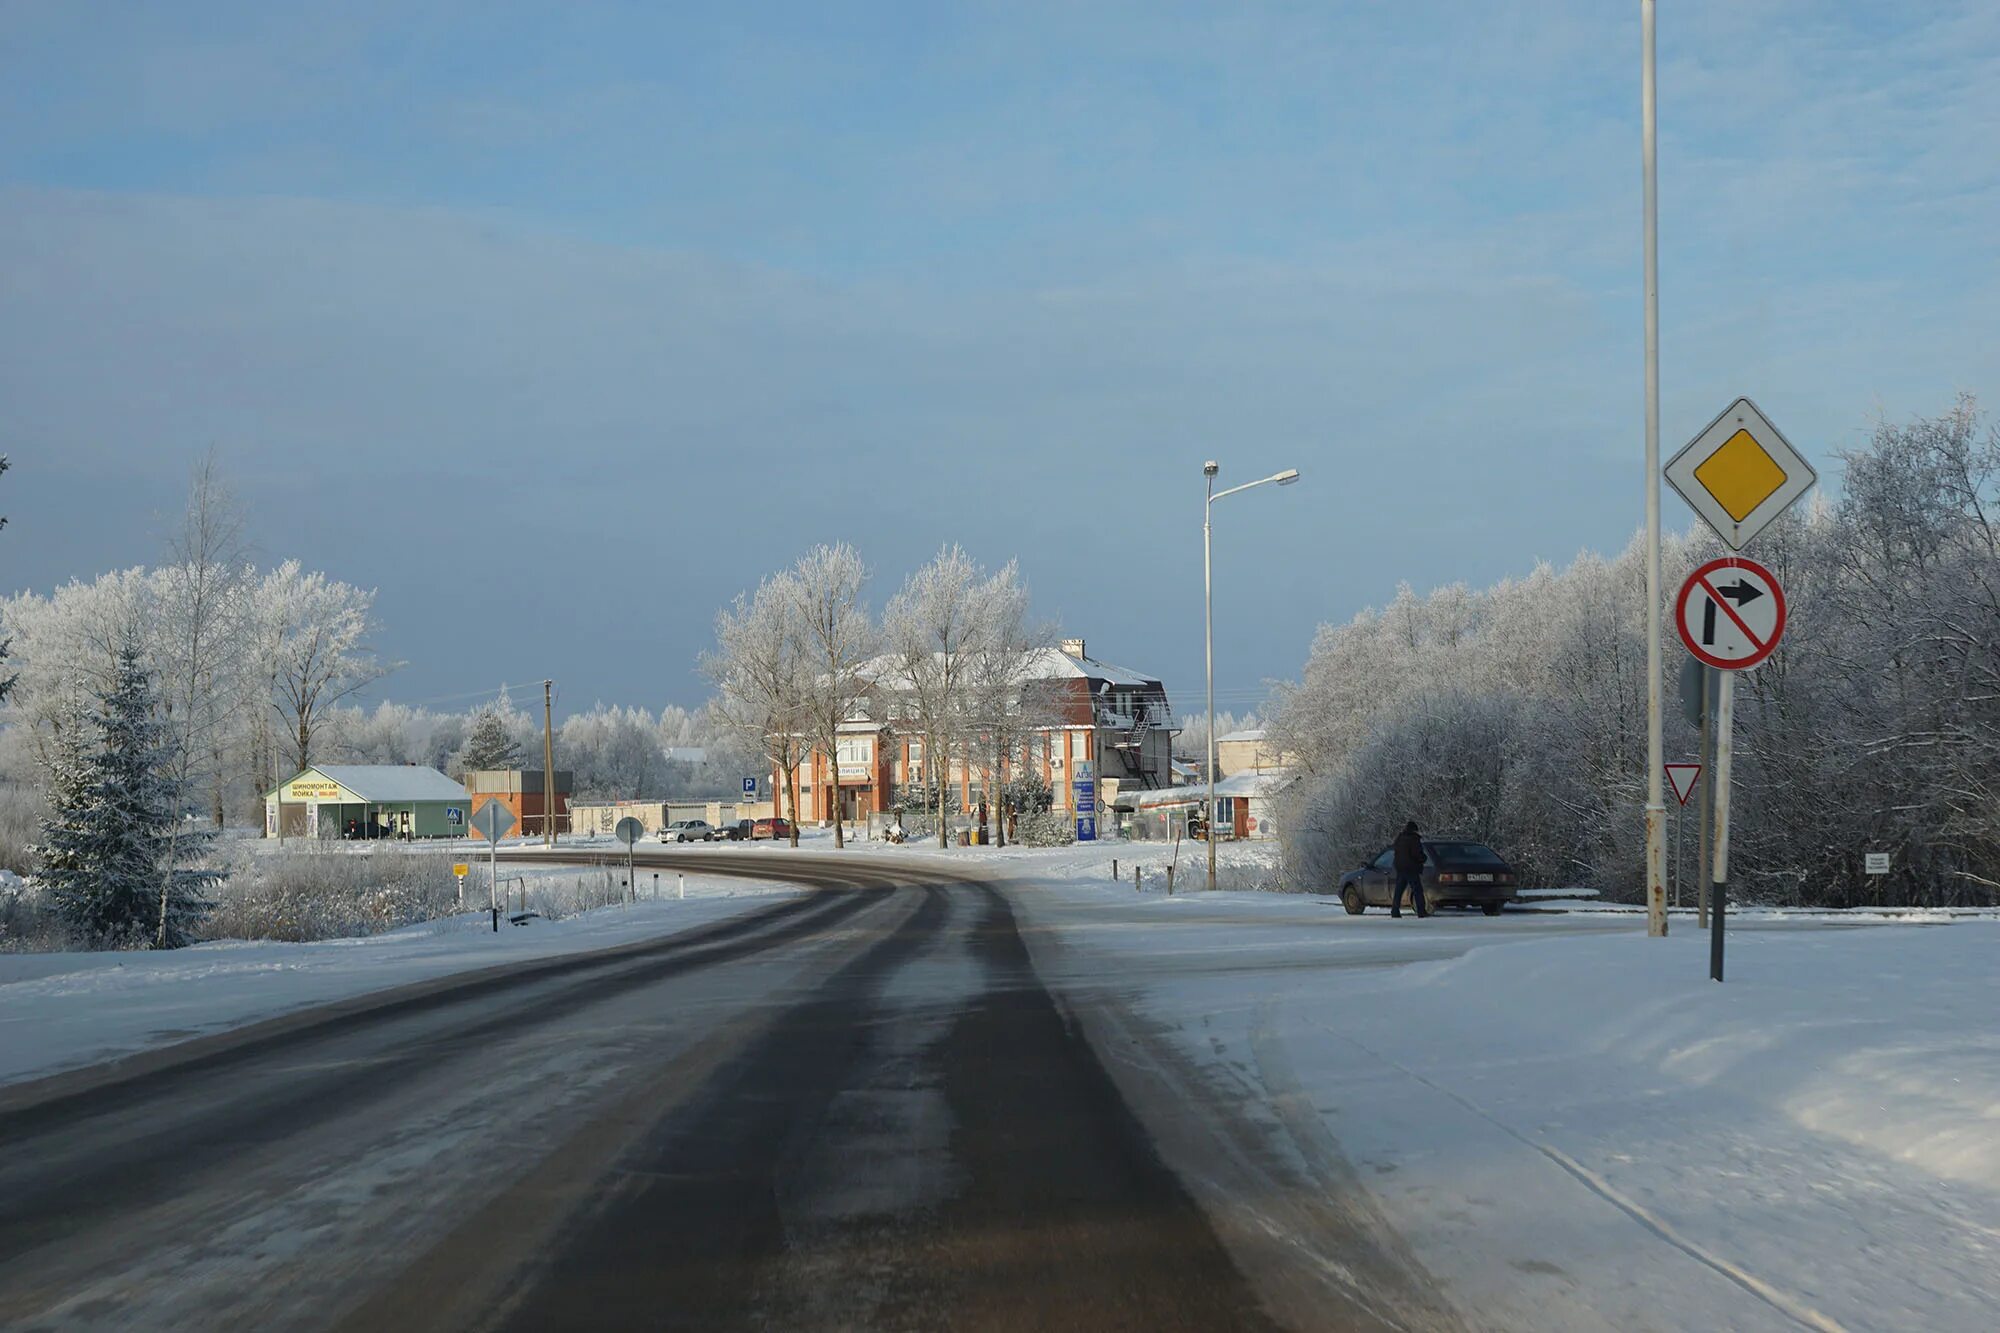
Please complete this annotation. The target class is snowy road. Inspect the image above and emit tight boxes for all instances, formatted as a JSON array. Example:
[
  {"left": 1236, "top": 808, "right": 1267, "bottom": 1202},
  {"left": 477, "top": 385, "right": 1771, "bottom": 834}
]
[{"left": 0, "top": 851, "right": 1292, "bottom": 1332}]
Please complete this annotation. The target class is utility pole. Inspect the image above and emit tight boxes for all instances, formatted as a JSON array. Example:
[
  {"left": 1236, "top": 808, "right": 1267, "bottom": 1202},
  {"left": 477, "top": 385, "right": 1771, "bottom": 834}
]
[
  {"left": 1641, "top": 0, "right": 1668, "bottom": 937},
  {"left": 543, "top": 679, "right": 557, "bottom": 848}
]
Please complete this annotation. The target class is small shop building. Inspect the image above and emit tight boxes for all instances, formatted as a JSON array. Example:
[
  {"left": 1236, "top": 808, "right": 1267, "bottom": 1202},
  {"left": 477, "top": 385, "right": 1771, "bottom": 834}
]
[
  {"left": 264, "top": 765, "right": 472, "bottom": 840},
  {"left": 461, "top": 769, "right": 574, "bottom": 839}
]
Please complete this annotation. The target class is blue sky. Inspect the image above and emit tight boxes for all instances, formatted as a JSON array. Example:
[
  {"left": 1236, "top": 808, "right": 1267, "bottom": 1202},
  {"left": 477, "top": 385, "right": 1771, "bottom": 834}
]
[{"left": 2, "top": 1, "right": 1994, "bottom": 717}]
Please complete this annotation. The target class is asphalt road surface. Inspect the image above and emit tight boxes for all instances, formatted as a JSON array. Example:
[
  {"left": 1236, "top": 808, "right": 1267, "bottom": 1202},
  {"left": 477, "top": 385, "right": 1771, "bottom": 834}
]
[{"left": 0, "top": 851, "right": 1399, "bottom": 1332}]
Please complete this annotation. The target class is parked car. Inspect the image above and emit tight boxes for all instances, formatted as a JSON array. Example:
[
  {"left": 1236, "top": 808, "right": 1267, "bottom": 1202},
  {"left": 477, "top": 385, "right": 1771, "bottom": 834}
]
[
  {"left": 718, "top": 819, "right": 753, "bottom": 841},
  {"left": 1326, "top": 838, "right": 1519, "bottom": 916},
  {"left": 658, "top": 819, "right": 715, "bottom": 843},
  {"left": 751, "top": 816, "right": 794, "bottom": 841}
]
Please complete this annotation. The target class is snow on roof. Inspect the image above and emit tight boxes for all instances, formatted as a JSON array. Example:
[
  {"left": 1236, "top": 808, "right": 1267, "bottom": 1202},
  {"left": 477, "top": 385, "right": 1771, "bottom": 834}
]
[
  {"left": 1128, "top": 768, "right": 1298, "bottom": 806},
  {"left": 307, "top": 766, "right": 469, "bottom": 803},
  {"left": 1023, "top": 645, "right": 1160, "bottom": 689},
  {"left": 1215, "top": 728, "right": 1267, "bottom": 744},
  {"left": 857, "top": 646, "right": 1164, "bottom": 692}
]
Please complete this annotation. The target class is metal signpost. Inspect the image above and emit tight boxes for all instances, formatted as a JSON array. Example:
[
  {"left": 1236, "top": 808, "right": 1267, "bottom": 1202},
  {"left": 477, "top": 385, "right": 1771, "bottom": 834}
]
[
  {"left": 1679, "top": 653, "right": 1720, "bottom": 929},
  {"left": 1668, "top": 396, "right": 1815, "bottom": 981},
  {"left": 1664, "top": 763, "right": 1701, "bottom": 908},
  {"left": 1675, "top": 558, "right": 1785, "bottom": 981},
  {"left": 614, "top": 816, "right": 643, "bottom": 906},
  {"left": 469, "top": 801, "right": 517, "bottom": 931}
]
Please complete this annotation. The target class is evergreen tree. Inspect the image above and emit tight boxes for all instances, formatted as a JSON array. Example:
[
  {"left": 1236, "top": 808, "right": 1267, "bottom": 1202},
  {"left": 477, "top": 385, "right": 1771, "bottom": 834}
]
[
  {"left": 36, "top": 632, "right": 220, "bottom": 948},
  {"left": 457, "top": 704, "right": 523, "bottom": 772}
]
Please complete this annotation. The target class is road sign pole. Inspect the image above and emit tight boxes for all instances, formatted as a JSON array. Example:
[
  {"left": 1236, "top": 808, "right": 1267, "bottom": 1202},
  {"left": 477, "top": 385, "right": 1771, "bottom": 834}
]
[
  {"left": 1640, "top": 0, "right": 1667, "bottom": 940},
  {"left": 1696, "top": 666, "right": 1716, "bottom": 930},
  {"left": 1673, "top": 798, "right": 1683, "bottom": 910},
  {"left": 1710, "top": 669, "right": 1736, "bottom": 982}
]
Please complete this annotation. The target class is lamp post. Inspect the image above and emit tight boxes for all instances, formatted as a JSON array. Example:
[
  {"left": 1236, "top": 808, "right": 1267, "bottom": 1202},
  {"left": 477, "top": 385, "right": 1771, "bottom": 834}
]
[{"left": 1205, "top": 462, "right": 1301, "bottom": 891}]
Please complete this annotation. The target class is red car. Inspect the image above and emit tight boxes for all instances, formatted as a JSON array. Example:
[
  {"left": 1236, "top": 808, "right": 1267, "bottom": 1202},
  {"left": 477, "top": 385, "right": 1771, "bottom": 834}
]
[{"left": 751, "top": 817, "right": 794, "bottom": 841}]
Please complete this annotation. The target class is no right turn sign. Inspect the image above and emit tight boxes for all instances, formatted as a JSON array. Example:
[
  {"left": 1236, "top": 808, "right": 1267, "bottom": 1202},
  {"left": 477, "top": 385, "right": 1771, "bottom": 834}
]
[{"left": 1676, "top": 556, "right": 1786, "bottom": 671}]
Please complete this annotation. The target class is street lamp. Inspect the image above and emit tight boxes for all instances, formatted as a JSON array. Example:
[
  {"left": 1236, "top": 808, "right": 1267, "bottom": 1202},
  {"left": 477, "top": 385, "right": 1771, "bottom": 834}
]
[{"left": 1204, "top": 462, "right": 1301, "bottom": 890}]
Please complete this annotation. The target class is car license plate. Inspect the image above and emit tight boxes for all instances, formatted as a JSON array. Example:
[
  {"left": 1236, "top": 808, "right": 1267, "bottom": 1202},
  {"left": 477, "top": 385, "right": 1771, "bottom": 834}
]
[{"left": 1467, "top": 873, "right": 1494, "bottom": 883}]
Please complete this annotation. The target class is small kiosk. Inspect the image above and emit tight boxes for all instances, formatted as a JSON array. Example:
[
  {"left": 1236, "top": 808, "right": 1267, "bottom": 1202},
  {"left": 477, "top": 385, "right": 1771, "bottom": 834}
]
[{"left": 264, "top": 765, "right": 471, "bottom": 840}]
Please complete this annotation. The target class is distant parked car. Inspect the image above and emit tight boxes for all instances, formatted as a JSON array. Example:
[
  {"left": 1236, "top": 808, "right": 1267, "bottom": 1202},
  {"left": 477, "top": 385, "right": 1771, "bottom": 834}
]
[
  {"left": 719, "top": 819, "right": 753, "bottom": 841},
  {"left": 751, "top": 817, "right": 793, "bottom": 841},
  {"left": 658, "top": 819, "right": 715, "bottom": 843},
  {"left": 1325, "top": 838, "right": 1519, "bottom": 916}
]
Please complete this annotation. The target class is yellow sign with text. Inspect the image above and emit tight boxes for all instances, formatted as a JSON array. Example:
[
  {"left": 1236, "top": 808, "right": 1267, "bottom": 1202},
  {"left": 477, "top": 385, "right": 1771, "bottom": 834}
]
[
  {"left": 452, "top": 863, "right": 470, "bottom": 878},
  {"left": 284, "top": 779, "right": 346, "bottom": 801}
]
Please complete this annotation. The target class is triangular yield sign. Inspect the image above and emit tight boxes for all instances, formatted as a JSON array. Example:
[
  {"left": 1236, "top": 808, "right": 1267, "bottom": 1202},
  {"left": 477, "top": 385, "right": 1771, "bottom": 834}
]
[{"left": 1665, "top": 763, "right": 1702, "bottom": 806}]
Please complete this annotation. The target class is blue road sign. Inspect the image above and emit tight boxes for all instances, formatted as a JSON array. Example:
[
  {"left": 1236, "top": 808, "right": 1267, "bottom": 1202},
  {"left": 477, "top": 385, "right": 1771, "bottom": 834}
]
[
  {"left": 446, "top": 806, "right": 464, "bottom": 826},
  {"left": 743, "top": 776, "right": 757, "bottom": 795}
]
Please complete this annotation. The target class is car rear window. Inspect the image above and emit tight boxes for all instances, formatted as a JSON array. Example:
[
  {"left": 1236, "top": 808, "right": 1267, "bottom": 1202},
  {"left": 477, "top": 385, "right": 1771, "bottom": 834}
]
[{"left": 1425, "top": 841, "right": 1508, "bottom": 868}]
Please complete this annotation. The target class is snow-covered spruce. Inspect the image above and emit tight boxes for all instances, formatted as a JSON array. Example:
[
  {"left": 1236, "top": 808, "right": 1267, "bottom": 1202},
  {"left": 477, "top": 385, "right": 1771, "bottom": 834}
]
[{"left": 34, "top": 633, "right": 221, "bottom": 948}]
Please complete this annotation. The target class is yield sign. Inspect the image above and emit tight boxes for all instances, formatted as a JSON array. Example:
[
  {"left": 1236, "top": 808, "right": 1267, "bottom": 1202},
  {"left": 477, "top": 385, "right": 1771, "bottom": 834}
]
[
  {"left": 1665, "top": 763, "right": 1702, "bottom": 807},
  {"left": 1665, "top": 397, "right": 1816, "bottom": 551},
  {"left": 1676, "top": 556, "right": 1786, "bottom": 671}
]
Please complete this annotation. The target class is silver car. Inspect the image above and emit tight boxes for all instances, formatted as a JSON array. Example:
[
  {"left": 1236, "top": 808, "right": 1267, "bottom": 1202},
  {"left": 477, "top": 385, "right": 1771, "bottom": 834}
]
[{"left": 658, "top": 819, "right": 714, "bottom": 843}]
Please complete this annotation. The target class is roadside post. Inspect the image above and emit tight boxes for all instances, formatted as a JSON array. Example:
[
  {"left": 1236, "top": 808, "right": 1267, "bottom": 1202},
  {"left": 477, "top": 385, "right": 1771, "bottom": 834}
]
[
  {"left": 1664, "top": 762, "right": 1701, "bottom": 908},
  {"left": 452, "top": 862, "right": 469, "bottom": 910},
  {"left": 614, "top": 817, "right": 643, "bottom": 906},
  {"left": 470, "top": 802, "right": 518, "bottom": 932},
  {"left": 652, "top": 872, "right": 660, "bottom": 900},
  {"left": 1666, "top": 396, "right": 1816, "bottom": 981},
  {"left": 1680, "top": 656, "right": 1720, "bottom": 930}
]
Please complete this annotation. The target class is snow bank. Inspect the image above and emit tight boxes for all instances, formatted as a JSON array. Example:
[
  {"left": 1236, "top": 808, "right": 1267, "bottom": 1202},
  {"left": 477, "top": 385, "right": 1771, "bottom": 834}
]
[
  {"left": 1009, "top": 863, "right": 2000, "bottom": 1331},
  {"left": 0, "top": 875, "right": 800, "bottom": 1089}
]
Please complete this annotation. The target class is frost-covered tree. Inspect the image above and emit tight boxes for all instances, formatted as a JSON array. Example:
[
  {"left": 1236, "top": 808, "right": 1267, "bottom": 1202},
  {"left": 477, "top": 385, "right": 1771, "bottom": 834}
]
[
  {"left": 455, "top": 697, "right": 526, "bottom": 773},
  {"left": 704, "top": 574, "right": 810, "bottom": 843},
  {"left": 961, "top": 563, "right": 1056, "bottom": 849},
  {"left": 259, "top": 560, "right": 394, "bottom": 777},
  {"left": 36, "top": 633, "right": 219, "bottom": 947},
  {"left": 156, "top": 451, "right": 253, "bottom": 829},
  {"left": 788, "top": 544, "right": 875, "bottom": 848},
  {"left": 0, "top": 454, "right": 13, "bottom": 710},
  {"left": 1273, "top": 399, "right": 2000, "bottom": 909},
  {"left": 883, "top": 546, "right": 988, "bottom": 848}
]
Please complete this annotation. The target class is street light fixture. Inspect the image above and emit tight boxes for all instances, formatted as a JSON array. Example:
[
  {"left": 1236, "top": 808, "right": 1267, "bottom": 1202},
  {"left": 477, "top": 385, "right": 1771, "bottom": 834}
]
[{"left": 1204, "top": 462, "right": 1302, "bottom": 890}]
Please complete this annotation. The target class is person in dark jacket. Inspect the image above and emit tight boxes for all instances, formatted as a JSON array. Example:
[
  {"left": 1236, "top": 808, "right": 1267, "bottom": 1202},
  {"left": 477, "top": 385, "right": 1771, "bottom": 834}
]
[{"left": 1391, "top": 821, "right": 1429, "bottom": 918}]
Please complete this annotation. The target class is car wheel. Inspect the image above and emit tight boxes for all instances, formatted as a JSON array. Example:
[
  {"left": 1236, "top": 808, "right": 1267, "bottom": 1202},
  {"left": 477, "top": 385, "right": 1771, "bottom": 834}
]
[
  {"left": 1482, "top": 902, "right": 1503, "bottom": 916},
  {"left": 1341, "top": 884, "right": 1366, "bottom": 915}
]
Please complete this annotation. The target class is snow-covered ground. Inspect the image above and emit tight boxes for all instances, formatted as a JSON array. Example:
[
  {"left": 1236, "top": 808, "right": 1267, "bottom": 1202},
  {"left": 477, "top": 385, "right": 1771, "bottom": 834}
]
[
  {"left": 10, "top": 830, "right": 1995, "bottom": 1328},
  {"left": 0, "top": 869, "right": 800, "bottom": 1089},
  {"left": 999, "top": 840, "right": 2000, "bottom": 1332}
]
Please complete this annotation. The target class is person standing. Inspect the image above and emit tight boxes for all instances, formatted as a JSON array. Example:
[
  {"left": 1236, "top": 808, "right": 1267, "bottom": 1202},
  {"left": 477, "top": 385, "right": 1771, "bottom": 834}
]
[{"left": 1391, "top": 820, "right": 1429, "bottom": 919}]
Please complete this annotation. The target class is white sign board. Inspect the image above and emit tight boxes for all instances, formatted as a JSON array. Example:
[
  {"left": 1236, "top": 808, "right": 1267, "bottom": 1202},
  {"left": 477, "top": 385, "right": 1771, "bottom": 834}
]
[
  {"left": 1666, "top": 397, "right": 1817, "bottom": 551},
  {"left": 1864, "top": 852, "right": 1890, "bottom": 876}
]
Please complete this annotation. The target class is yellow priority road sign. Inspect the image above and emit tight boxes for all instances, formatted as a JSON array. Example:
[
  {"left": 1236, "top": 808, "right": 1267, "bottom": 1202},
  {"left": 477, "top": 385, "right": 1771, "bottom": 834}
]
[{"left": 1665, "top": 397, "right": 1817, "bottom": 551}]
